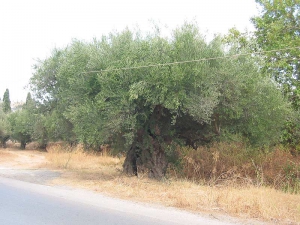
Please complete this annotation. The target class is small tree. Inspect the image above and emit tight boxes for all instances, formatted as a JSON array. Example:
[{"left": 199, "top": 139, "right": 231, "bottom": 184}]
[
  {"left": 2, "top": 89, "right": 11, "bottom": 113},
  {"left": 9, "top": 109, "right": 35, "bottom": 149}
]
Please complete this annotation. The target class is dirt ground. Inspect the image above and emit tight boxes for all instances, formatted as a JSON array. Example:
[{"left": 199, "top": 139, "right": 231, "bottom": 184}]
[
  {"left": 0, "top": 148, "right": 46, "bottom": 168},
  {"left": 0, "top": 148, "right": 61, "bottom": 185}
]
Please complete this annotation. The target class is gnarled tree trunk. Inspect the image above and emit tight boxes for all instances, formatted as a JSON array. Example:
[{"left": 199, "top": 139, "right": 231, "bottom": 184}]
[
  {"left": 20, "top": 140, "right": 26, "bottom": 150},
  {"left": 123, "top": 105, "right": 171, "bottom": 179},
  {"left": 123, "top": 134, "right": 168, "bottom": 179},
  {"left": 123, "top": 143, "right": 138, "bottom": 176}
]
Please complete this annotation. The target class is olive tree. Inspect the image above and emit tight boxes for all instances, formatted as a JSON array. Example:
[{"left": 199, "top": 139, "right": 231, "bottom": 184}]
[{"left": 30, "top": 23, "right": 292, "bottom": 178}]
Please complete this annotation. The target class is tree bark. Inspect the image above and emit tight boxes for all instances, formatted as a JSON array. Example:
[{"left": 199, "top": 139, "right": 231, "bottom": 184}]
[
  {"left": 144, "top": 136, "right": 168, "bottom": 179},
  {"left": 123, "top": 136, "right": 168, "bottom": 179},
  {"left": 123, "top": 144, "right": 138, "bottom": 176},
  {"left": 20, "top": 140, "right": 26, "bottom": 150},
  {"left": 123, "top": 105, "right": 170, "bottom": 179}
]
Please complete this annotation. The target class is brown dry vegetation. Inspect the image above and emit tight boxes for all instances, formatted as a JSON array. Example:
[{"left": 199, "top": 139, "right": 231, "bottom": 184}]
[
  {"left": 44, "top": 143, "right": 300, "bottom": 224},
  {"left": 178, "top": 143, "right": 300, "bottom": 194},
  {"left": 0, "top": 150, "right": 14, "bottom": 162},
  {"left": 0, "top": 148, "right": 46, "bottom": 169}
]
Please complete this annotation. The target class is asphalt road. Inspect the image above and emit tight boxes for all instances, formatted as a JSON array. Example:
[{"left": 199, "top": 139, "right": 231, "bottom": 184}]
[{"left": 0, "top": 177, "right": 237, "bottom": 225}]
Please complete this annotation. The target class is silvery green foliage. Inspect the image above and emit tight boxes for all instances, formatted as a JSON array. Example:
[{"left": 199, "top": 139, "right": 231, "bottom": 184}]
[{"left": 30, "top": 23, "right": 292, "bottom": 151}]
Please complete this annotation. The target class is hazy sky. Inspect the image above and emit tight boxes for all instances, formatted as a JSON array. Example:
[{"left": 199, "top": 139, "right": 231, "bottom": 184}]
[{"left": 0, "top": 0, "right": 259, "bottom": 102}]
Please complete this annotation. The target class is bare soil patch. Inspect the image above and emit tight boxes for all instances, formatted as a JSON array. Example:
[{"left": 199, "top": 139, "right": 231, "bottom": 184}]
[
  {"left": 0, "top": 150, "right": 15, "bottom": 163},
  {"left": 0, "top": 148, "right": 61, "bottom": 185},
  {"left": 0, "top": 148, "right": 47, "bottom": 169}
]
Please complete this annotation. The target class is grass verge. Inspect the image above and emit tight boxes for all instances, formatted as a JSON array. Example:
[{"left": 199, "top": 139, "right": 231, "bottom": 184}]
[{"left": 45, "top": 144, "right": 300, "bottom": 224}]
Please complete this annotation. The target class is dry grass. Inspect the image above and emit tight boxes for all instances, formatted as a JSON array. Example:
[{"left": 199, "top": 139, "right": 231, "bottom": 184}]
[
  {"left": 45, "top": 144, "right": 300, "bottom": 224},
  {"left": 46, "top": 144, "right": 123, "bottom": 170},
  {"left": 0, "top": 149, "right": 15, "bottom": 162}
]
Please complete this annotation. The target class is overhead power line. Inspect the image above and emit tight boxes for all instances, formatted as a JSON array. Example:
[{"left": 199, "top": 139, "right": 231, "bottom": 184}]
[{"left": 83, "top": 46, "right": 300, "bottom": 74}]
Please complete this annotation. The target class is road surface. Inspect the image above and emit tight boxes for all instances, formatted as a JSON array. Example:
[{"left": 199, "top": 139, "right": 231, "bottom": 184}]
[{"left": 0, "top": 176, "right": 237, "bottom": 225}]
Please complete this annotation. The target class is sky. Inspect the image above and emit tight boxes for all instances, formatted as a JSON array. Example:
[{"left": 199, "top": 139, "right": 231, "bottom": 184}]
[{"left": 0, "top": 0, "right": 259, "bottom": 102}]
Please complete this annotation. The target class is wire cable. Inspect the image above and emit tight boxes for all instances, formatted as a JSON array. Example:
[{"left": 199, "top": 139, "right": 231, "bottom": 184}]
[{"left": 82, "top": 46, "right": 300, "bottom": 74}]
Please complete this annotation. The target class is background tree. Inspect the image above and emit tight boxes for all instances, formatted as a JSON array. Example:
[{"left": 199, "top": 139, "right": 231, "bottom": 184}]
[
  {"left": 252, "top": 0, "right": 300, "bottom": 108},
  {"left": 23, "top": 92, "right": 34, "bottom": 109},
  {"left": 252, "top": 0, "right": 300, "bottom": 147},
  {"left": 8, "top": 109, "right": 35, "bottom": 149},
  {"left": 2, "top": 89, "right": 11, "bottom": 113},
  {"left": 0, "top": 104, "right": 10, "bottom": 147},
  {"left": 23, "top": 92, "right": 49, "bottom": 149},
  {"left": 30, "top": 49, "right": 77, "bottom": 145}
]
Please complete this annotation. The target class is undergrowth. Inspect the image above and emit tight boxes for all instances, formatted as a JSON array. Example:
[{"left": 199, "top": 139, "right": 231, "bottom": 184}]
[
  {"left": 169, "top": 142, "right": 300, "bottom": 194},
  {"left": 46, "top": 141, "right": 300, "bottom": 194}
]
